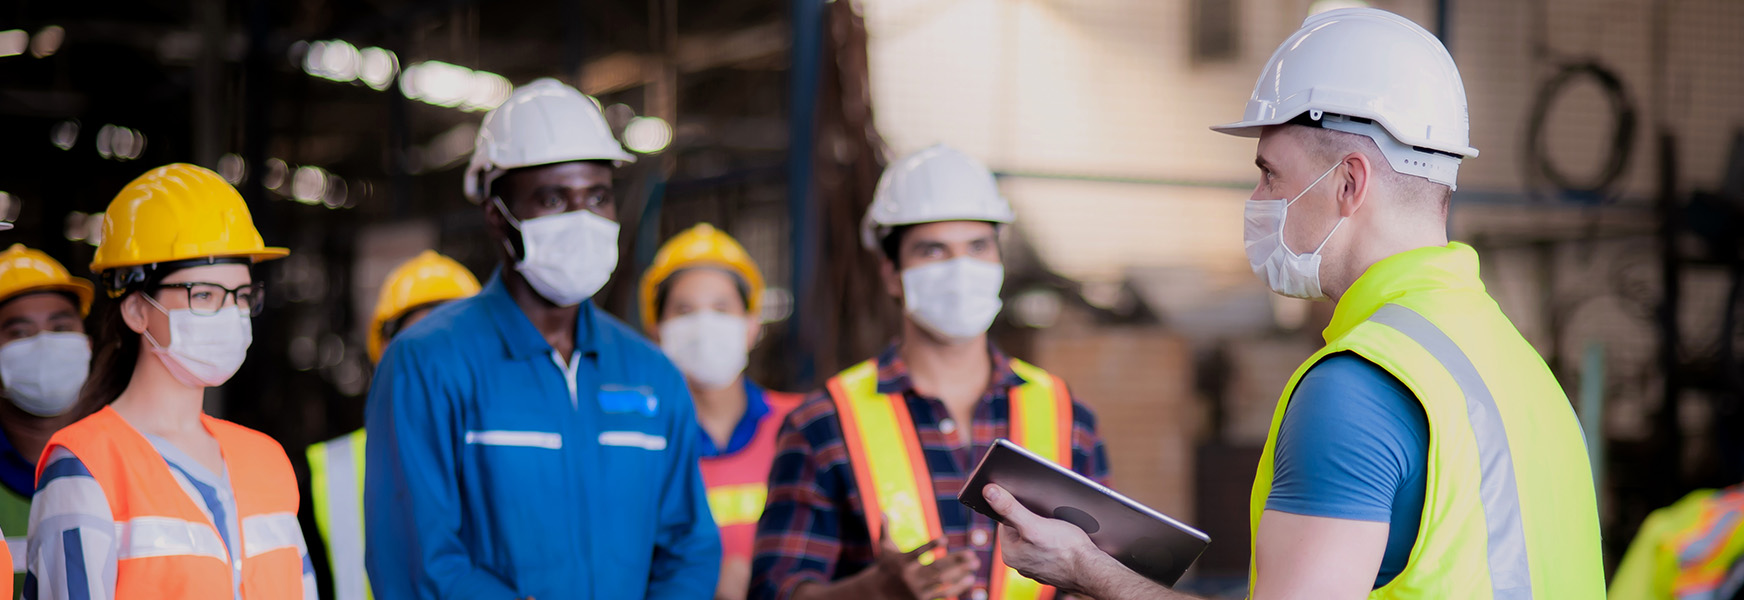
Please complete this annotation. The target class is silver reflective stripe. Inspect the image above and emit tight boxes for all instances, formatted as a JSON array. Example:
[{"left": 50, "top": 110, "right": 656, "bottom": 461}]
[
  {"left": 322, "top": 435, "right": 369, "bottom": 600},
  {"left": 116, "top": 516, "right": 230, "bottom": 562},
  {"left": 464, "top": 430, "right": 563, "bottom": 449},
  {"left": 242, "top": 512, "right": 306, "bottom": 558},
  {"left": 6, "top": 536, "right": 23, "bottom": 572},
  {"left": 1369, "top": 304, "right": 1533, "bottom": 599},
  {"left": 598, "top": 431, "right": 667, "bottom": 451}
]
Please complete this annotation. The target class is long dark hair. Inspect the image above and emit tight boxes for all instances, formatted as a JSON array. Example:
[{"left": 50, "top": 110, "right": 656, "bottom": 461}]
[{"left": 77, "top": 292, "right": 141, "bottom": 407}]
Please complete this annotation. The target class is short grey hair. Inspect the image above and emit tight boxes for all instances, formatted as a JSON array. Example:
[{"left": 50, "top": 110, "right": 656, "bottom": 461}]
[{"left": 1298, "top": 125, "right": 1452, "bottom": 218}]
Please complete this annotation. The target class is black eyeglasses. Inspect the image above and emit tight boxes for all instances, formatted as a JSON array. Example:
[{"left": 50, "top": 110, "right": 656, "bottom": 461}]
[{"left": 152, "top": 282, "right": 267, "bottom": 317}]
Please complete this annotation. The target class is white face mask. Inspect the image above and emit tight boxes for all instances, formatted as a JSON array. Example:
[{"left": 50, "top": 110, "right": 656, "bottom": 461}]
[
  {"left": 1244, "top": 162, "right": 1346, "bottom": 300},
  {"left": 901, "top": 257, "right": 1004, "bottom": 342},
  {"left": 659, "top": 310, "right": 752, "bottom": 391},
  {"left": 0, "top": 331, "right": 91, "bottom": 417},
  {"left": 142, "top": 294, "right": 253, "bottom": 388},
  {"left": 496, "top": 198, "right": 620, "bottom": 307}
]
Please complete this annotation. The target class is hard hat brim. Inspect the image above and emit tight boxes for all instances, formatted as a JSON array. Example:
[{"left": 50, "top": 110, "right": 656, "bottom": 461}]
[
  {"left": 90, "top": 246, "right": 290, "bottom": 274},
  {"left": 1, "top": 281, "right": 96, "bottom": 317},
  {"left": 1209, "top": 120, "right": 1269, "bottom": 138},
  {"left": 250, "top": 247, "right": 292, "bottom": 262},
  {"left": 464, "top": 154, "right": 636, "bottom": 204},
  {"left": 1210, "top": 116, "right": 1480, "bottom": 159}
]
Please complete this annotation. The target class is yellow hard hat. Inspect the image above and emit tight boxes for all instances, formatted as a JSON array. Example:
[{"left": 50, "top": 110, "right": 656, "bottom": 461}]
[
  {"left": 0, "top": 244, "right": 95, "bottom": 316},
  {"left": 638, "top": 223, "right": 764, "bottom": 332},
  {"left": 369, "top": 250, "right": 481, "bottom": 363},
  {"left": 91, "top": 163, "right": 289, "bottom": 296}
]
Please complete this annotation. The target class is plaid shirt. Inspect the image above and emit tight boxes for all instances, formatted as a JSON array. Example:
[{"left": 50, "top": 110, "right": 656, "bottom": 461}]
[{"left": 750, "top": 343, "right": 1111, "bottom": 600}]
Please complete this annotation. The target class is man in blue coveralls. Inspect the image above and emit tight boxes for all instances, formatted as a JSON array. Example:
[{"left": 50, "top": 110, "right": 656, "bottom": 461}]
[{"left": 364, "top": 78, "right": 721, "bottom": 599}]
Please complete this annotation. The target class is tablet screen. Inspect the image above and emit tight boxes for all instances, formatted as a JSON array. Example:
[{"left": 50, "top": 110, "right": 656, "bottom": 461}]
[{"left": 958, "top": 438, "right": 1210, "bottom": 586}]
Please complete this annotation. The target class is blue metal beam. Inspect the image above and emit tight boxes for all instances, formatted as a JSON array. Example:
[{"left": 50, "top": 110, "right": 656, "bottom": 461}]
[{"left": 785, "top": 0, "right": 826, "bottom": 387}]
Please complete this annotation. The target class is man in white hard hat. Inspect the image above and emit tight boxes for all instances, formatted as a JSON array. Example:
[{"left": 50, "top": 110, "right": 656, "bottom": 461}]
[
  {"left": 980, "top": 8, "right": 1604, "bottom": 599},
  {"left": 365, "top": 78, "right": 721, "bottom": 599},
  {"left": 750, "top": 144, "right": 1110, "bottom": 600}
]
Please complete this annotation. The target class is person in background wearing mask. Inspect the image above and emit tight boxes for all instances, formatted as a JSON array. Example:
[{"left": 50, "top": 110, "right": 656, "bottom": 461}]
[
  {"left": 639, "top": 223, "right": 804, "bottom": 600},
  {"left": 1609, "top": 483, "right": 1744, "bottom": 600},
  {"left": 365, "top": 78, "right": 719, "bottom": 600},
  {"left": 981, "top": 9, "right": 1603, "bottom": 599},
  {"left": 751, "top": 144, "right": 1110, "bottom": 600},
  {"left": 0, "top": 245, "right": 98, "bottom": 593},
  {"left": 307, "top": 250, "right": 480, "bottom": 600},
  {"left": 28, "top": 164, "right": 316, "bottom": 600}
]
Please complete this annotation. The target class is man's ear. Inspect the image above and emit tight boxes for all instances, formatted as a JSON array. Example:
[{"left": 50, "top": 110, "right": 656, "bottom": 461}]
[
  {"left": 880, "top": 257, "right": 903, "bottom": 300},
  {"left": 1336, "top": 151, "right": 1374, "bottom": 218}
]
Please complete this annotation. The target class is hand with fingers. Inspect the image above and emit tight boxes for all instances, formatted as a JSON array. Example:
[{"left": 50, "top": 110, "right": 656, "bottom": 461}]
[
  {"left": 981, "top": 484, "right": 1102, "bottom": 593},
  {"left": 715, "top": 557, "right": 751, "bottom": 600},
  {"left": 873, "top": 520, "right": 981, "bottom": 600}
]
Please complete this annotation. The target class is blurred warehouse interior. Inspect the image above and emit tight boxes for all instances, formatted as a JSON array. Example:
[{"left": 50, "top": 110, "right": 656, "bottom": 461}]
[{"left": 2, "top": 0, "right": 1743, "bottom": 594}]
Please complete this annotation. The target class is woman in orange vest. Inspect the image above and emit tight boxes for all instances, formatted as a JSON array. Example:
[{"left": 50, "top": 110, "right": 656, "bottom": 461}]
[
  {"left": 639, "top": 223, "right": 804, "bottom": 600},
  {"left": 26, "top": 164, "right": 314, "bottom": 600}
]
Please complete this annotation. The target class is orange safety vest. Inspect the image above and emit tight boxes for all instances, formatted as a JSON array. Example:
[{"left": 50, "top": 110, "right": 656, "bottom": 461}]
[
  {"left": 0, "top": 528, "right": 10, "bottom": 599},
  {"left": 700, "top": 390, "right": 805, "bottom": 564},
  {"left": 827, "top": 357, "right": 1072, "bottom": 600},
  {"left": 38, "top": 406, "right": 307, "bottom": 600}
]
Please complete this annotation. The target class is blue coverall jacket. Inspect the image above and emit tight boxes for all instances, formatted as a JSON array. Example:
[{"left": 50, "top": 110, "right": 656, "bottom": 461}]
[{"left": 364, "top": 272, "right": 721, "bottom": 599}]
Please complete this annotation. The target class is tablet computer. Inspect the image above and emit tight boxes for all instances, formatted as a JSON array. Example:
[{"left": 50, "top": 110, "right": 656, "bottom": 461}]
[{"left": 959, "top": 438, "right": 1210, "bottom": 587}]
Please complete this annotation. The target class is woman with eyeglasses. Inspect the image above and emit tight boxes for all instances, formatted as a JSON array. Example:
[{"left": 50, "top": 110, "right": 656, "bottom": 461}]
[{"left": 26, "top": 164, "right": 315, "bottom": 600}]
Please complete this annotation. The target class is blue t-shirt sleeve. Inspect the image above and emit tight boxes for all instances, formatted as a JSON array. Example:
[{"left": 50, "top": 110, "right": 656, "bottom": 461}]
[{"left": 1267, "top": 353, "right": 1428, "bottom": 523}]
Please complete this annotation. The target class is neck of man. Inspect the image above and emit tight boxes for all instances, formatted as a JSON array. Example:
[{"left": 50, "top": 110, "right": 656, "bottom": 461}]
[
  {"left": 1325, "top": 211, "right": 1449, "bottom": 302},
  {"left": 898, "top": 318, "right": 991, "bottom": 417},
  {"left": 501, "top": 263, "right": 582, "bottom": 360},
  {"left": 110, "top": 348, "right": 210, "bottom": 439},
  {"left": 692, "top": 376, "right": 749, "bottom": 450},
  {"left": 0, "top": 395, "right": 99, "bottom": 466}
]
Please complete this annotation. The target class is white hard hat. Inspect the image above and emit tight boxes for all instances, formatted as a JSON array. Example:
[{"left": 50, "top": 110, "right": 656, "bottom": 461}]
[
  {"left": 464, "top": 78, "right": 635, "bottom": 203},
  {"left": 861, "top": 144, "right": 1014, "bottom": 250},
  {"left": 1211, "top": 8, "right": 1477, "bottom": 189}
]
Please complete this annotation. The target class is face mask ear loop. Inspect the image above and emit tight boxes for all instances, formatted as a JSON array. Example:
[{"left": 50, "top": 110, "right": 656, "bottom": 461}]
[
  {"left": 492, "top": 197, "right": 527, "bottom": 262},
  {"left": 138, "top": 293, "right": 171, "bottom": 352},
  {"left": 1279, "top": 161, "right": 1345, "bottom": 256},
  {"left": 1312, "top": 216, "right": 1349, "bottom": 256},
  {"left": 140, "top": 289, "right": 170, "bottom": 315},
  {"left": 1285, "top": 162, "right": 1344, "bottom": 208},
  {"left": 491, "top": 197, "right": 525, "bottom": 230}
]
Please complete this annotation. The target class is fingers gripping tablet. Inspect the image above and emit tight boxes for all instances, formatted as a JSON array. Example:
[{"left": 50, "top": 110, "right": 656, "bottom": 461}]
[{"left": 959, "top": 438, "right": 1210, "bottom": 586}]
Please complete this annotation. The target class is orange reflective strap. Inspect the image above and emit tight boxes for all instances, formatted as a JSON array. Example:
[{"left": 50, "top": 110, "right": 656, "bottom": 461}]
[
  {"left": 828, "top": 360, "right": 946, "bottom": 564},
  {"left": 890, "top": 388, "right": 946, "bottom": 561},
  {"left": 828, "top": 369, "right": 884, "bottom": 540},
  {"left": 832, "top": 358, "right": 1072, "bottom": 600},
  {"left": 992, "top": 359, "right": 1071, "bottom": 600}
]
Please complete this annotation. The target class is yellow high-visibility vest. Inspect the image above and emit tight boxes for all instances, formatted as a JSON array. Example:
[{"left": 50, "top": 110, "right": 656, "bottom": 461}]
[
  {"left": 308, "top": 429, "right": 371, "bottom": 600},
  {"left": 1250, "top": 243, "right": 1604, "bottom": 598},
  {"left": 827, "top": 357, "right": 1072, "bottom": 600}
]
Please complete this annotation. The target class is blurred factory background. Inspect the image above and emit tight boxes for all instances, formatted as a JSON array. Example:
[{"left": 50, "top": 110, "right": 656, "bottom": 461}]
[{"left": 2, "top": 0, "right": 1742, "bottom": 595}]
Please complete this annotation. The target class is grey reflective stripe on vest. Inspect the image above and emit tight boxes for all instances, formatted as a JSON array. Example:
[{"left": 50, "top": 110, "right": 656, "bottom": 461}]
[
  {"left": 1369, "top": 304, "right": 1532, "bottom": 599},
  {"left": 320, "top": 434, "right": 368, "bottom": 600}
]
